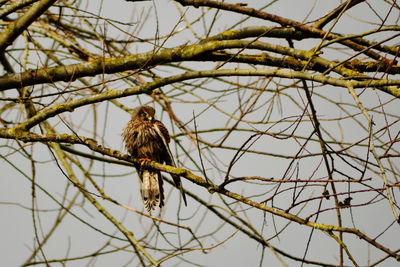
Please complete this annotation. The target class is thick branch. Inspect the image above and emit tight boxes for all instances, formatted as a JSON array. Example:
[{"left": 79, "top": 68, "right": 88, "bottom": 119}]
[
  {"left": 1, "top": 128, "right": 399, "bottom": 261},
  {"left": 9, "top": 68, "right": 400, "bottom": 131},
  {"left": 0, "top": 39, "right": 378, "bottom": 91},
  {"left": 0, "top": 0, "right": 57, "bottom": 51},
  {"left": 176, "top": 0, "right": 385, "bottom": 61}
]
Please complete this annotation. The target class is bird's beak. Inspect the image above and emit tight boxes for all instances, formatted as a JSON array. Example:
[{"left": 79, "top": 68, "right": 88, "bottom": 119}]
[{"left": 146, "top": 114, "right": 153, "bottom": 121}]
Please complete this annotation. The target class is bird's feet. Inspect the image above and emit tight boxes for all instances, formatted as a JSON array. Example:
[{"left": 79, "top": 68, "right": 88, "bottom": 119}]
[{"left": 139, "top": 157, "right": 151, "bottom": 167}]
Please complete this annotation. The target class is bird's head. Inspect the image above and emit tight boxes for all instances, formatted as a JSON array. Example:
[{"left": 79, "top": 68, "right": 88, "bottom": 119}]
[{"left": 135, "top": 105, "right": 156, "bottom": 122}]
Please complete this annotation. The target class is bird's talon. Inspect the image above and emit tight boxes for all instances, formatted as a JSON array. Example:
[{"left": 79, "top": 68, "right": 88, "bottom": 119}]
[{"left": 139, "top": 157, "right": 151, "bottom": 166}]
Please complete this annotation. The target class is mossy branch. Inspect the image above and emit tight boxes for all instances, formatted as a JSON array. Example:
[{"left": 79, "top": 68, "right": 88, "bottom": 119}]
[
  {"left": 1, "top": 39, "right": 397, "bottom": 91},
  {"left": 1, "top": 128, "right": 399, "bottom": 261},
  {"left": 11, "top": 68, "right": 400, "bottom": 132},
  {"left": 0, "top": 0, "right": 57, "bottom": 51}
]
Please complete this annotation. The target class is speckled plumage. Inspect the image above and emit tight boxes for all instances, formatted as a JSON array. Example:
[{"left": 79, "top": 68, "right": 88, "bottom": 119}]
[{"left": 123, "top": 106, "right": 187, "bottom": 212}]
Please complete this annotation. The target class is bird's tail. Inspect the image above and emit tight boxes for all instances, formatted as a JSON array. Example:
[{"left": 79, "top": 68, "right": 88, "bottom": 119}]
[{"left": 140, "top": 170, "right": 164, "bottom": 212}]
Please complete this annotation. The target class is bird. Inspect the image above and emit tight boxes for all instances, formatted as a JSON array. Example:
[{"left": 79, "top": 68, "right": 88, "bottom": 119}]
[{"left": 123, "top": 105, "right": 187, "bottom": 212}]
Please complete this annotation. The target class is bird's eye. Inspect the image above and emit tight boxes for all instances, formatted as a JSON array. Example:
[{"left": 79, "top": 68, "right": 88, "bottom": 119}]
[{"left": 142, "top": 112, "right": 152, "bottom": 121}]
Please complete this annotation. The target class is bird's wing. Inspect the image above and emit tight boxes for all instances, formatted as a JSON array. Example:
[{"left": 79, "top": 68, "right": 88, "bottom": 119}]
[
  {"left": 154, "top": 121, "right": 187, "bottom": 206},
  {"left": 154, "top": 121, "right": 175, "bottom": 167}
]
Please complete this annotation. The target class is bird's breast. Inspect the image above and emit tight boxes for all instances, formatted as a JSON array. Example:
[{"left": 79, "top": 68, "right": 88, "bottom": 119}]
[{"left": 126, "top": 123, "right": 164, "bottom": 160}]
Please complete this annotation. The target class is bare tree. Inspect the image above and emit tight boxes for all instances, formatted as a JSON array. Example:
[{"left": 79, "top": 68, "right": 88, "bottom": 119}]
[{"left": 0, "top": 0, "right": 399, "bottom": 266}]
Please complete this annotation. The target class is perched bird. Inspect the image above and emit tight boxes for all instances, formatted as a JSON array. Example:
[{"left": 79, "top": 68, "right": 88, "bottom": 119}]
[{"left": 123, "top": 105, "right": 187, "bottom": 212}]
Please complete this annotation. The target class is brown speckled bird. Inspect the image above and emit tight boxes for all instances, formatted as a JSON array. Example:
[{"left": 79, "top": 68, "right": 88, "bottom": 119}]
[{"left": 123, "top": 105, "right": 187, "bottom": 212}]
